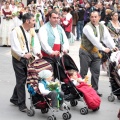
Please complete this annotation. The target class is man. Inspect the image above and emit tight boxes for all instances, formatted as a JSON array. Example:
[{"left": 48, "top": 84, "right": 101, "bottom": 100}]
[
  {"left": 76, "top": 4, "right": 85, "bottom": 41},
  {"left": 38, "top": 10, "right": 69, "bottom": 57},
  {"left": 79, "top": 11, "right": 117, "bottom": 97},
  {"left": 10, "top": 13, "right": 42, "bottom": 112},
  {"left": 38, "top": 10, "right": 69, "bottom": 79},
  {"left": 97, "top": 2, "right": 106, "bottom": 21}
]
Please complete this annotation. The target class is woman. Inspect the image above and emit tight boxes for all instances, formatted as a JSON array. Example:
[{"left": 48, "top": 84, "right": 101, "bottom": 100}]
[
  {"left": 1, "top": 1, "right": 12, "bottom": 47},
  {"left": 104, "top": 9, "right": 112, "bottom": 26},
  {"left": 102, "top": 11, "right": 120, "bottom": 71},
  {"left": 60, "top": 7, "right": 72, "bottom": 39},
  {"left": 70, "top": 5, "right": 78, "bottom": 36},
  {"left": 107, "top": 11, "right": 120, "bottom": 49}
]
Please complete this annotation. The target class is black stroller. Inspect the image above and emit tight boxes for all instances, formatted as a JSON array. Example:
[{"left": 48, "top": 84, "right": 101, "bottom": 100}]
[
  {"left": 44, "top": 54, "right": 100, "bottom": 115},
  {"left": 107, "top": 55, "right": 120, "bottom": 102},
  {"left": 26, "top": 58, "right": 71, "bottom": 120}
]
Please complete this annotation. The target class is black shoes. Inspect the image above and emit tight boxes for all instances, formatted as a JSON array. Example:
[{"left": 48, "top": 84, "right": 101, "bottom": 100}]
[
  {"left": 96, "top": 91, "right": 103, "bottom": 97},
  {"left": 10, "top": 98, "right": 27, "bottom": 112},
  {"left": 10, "top": 98, "right": 18, "bottom": 106},
  {"left": 19, "top": 104, "right": 28, "bottom": 112}
]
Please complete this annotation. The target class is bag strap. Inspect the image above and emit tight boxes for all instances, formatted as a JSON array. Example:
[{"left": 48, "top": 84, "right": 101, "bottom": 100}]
[{"left": 20, "top": 26, "right": 29, "bottom": 52}]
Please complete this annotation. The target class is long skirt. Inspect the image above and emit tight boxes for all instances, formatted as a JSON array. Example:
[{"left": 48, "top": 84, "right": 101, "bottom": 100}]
[{"left": 1, "top": 18, "right": 14, "bottom": 46}]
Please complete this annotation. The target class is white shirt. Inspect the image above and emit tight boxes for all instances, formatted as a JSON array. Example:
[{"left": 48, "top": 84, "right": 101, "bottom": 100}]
[
  {"left": 10, "top": 27, "right": 41, "bottom": 57},
  {"left": 38, "top": 24, "right": 69, "bottom": 55},
  {"left": 38, "top": 82, "right": 51, "bottom": 95},
  {"left": 9, "top": 4, "right": 18, "bottom": 13},
  {"left": 83, "top": 23, "right": 116, "bottom": 51}
]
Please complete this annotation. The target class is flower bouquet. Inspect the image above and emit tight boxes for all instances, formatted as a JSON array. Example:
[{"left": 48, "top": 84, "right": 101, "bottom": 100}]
[
  {"left": 48, "top": 81, "right": 62, "bottom": 108},
  {"left": 48, "top": 81, "right": 60, "bottom": 91},
  {"left": 12, "top": 11, "right": 19, "bottom": 17},
  {"left": 36, "top": 13, "right": 40, "bottom": 22}
]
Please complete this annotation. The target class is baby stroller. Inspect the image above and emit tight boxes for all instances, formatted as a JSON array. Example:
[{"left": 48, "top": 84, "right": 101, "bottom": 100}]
[
  {"left": 26, "top": 58, "right": 71, "bottom": 120},
  {"left": 107, "top": 52, "right": 120, "bottom": 102},
  {"left": 44, "top": 54, "right": 101, "bottom": 115}
]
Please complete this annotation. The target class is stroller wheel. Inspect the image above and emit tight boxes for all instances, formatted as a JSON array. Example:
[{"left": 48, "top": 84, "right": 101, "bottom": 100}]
[
  {"left": 47, "top": 115, "right": 56, "bottom": 120},
  {"left": 108, "top": 95, "right": 115, "bottom": 102},
  {"left": 70, "top": 100, "right": 78, "bottom": 106},
  {"left": 27, "top": 109, "right": 35, "bottom": 116},
  {"left": 93, "top": 107, "right": 100, "bottom": 112},
  {"left": 80, "top": 107, "right": 88, "bottom": 115},
  {"left": 41, "top": 108, "right": 49, "bottom": 114},
  {"left": 66, "top": 112, "right": 72, "bottom": 119},
  {"left": 62, "top": 113, "right": 69, "bottom": 120},
  {"left": 117, "top": 96, "right": 120, "bottom": 100}
]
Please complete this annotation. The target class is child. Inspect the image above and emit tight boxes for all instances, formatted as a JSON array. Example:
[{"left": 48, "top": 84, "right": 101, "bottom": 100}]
[
  {"left": 110, "top": 51, "right": 120, "bottom": 76},
  {"left": 38, "top": 70, "right": 64, "bottom": 111},
  {"left": 67, "top": 69, "right": 89, "bottom": 86}
]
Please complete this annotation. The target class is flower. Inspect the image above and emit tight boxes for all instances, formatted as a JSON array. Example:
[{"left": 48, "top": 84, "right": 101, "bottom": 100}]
[
  {"left": 48, "top": 82, "right": 60, "bottom": 91},
  {"left": 12, "top": 11, "right": 19, "bottom": 16},
  {"left": 36, "top": 13, "right": 40, "bottom": 22}
]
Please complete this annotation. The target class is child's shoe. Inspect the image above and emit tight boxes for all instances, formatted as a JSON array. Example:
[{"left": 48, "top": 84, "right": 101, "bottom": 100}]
[
  {"left": 59, "top": 105, "right": 64, "bottom": 111},
  {"left": 53, "top": 107, "right": 59, "bottom": 112}
]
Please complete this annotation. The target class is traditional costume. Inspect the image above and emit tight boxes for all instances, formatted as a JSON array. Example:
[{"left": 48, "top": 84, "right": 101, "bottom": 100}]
[
  {"left": 38, "top": 21, "right": 69, "bottom": 57},
  {"left": 1, "top": 9, "right": 12, "bottom": 46},
  {"left": 107, "top": 21, "right": 120, "bottom": 49},
  {"left": 79, "top": 22, "right": 116, "bottom": 92}
]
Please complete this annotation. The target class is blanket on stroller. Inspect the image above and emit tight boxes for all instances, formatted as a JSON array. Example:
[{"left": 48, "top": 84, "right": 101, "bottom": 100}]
[
  {"left": 27, "top": 58, "right": 53, "bottom": 94},
  {"left": 76, "top": 83, "right": 101, "bottom": 110}
]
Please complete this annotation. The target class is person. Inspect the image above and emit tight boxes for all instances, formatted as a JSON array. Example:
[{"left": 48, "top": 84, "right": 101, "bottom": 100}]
[
  {"left": 102, "top": 11, "right": 120, "bottom": 71},
  {"left": 38, "top": 10, "right": 69, "bottom": 57},
  {"left": 104, "top": 8, "right": 112, "bottom": 26},
  {"left": 79, "top": 11, "right": 117, "bottom": 97},
  {"left": 38, "top": 10, "right": 69, "bottom": 79},
  {"left": 1, "top": 1, "right": 12, "bottom": 47},
  {"left": 10, "top": 13, "right": 42, "bottom": 112},
  {"left": 107, "top": 11, "right": 120, "bottom": 49},
  {"left": 45, "top": 5, "right": 53, "bottom": 23},
  {"left": 60, "top": 7, "right": 72, "bottom": 39},
  {"left": 70, "top": 6, "right": 78, "bottom": 36},
  {"left": 97, "top": 2, "right": 106, "bottom": 22},
  {"left": 75, "top": 4, "right": 85, "bottom": 41},
  {"left": 67, "top": 69, "right": 92, "bottom": 87},
  {"left": 67, "top": 69, "right": 88, "bottom": 86},
  {"left": 84, "top": 2, "right": 91, "bottom": 26},
  {"left": 110, "top": 51, "right": 120, "bottom": 76},
  {"left": 38, "top": 70, "right": 64, "bottom": 111}
]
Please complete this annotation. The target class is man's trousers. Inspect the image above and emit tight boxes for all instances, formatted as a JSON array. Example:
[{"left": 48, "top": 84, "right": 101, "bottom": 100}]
[{"left": 79, "top": 48, "right": 101, "bottom": 91}]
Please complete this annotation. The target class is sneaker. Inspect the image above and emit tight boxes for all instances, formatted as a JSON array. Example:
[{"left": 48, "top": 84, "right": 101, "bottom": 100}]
[
  {"left": 59, "top": 105, "right": 64, "bottom": 111},
  {"left": 19, "top": 104, "right": 28, "bottom": 112},
  {"left": 53, "top": 107, "right": 59, "bottom": 112},
  {"left": 10, "top": 98, "right": 18, "bottom": 106}
]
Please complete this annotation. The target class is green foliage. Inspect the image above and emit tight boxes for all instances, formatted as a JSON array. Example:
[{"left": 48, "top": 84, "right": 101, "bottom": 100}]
[{"left": 48, "top": 82, "right": 60, "bottom": 91}]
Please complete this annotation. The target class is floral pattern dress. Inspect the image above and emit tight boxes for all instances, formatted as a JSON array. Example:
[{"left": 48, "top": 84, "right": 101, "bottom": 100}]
[{"left": 107, "top": 21, "right": 120, "bottom": 49}]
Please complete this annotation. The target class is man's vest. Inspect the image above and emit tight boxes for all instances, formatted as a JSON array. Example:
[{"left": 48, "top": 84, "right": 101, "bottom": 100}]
[
  {"left": 11, "top": 26, "right": 35, "bottom": 61},
  {"left": 42, "top": 22, "right": 64, "bottom": 50},
  {"left": 81, "top": 22, "right": 104, "bottom": 57}
]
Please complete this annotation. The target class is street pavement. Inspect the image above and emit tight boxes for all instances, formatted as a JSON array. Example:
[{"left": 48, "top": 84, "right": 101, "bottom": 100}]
[{"left": 0, "top": 41, "right": 119, "bottom": 120}]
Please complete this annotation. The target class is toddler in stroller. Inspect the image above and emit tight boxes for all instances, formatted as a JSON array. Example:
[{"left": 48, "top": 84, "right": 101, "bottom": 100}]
[
  {"left": 26, "top": 58, "right": 71, "bottom": 120},
  {"left": 60, "top": 54, "right": 101, "bottom": 115},
  {"left": 107, "top": 51, "right": 120, "bottom": 102},
  {"left": 38, "top": 69, "right": 64, "bottom": 111},
  {"left": 67, "top": 69, "right": 89, "bottom": 86}
]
